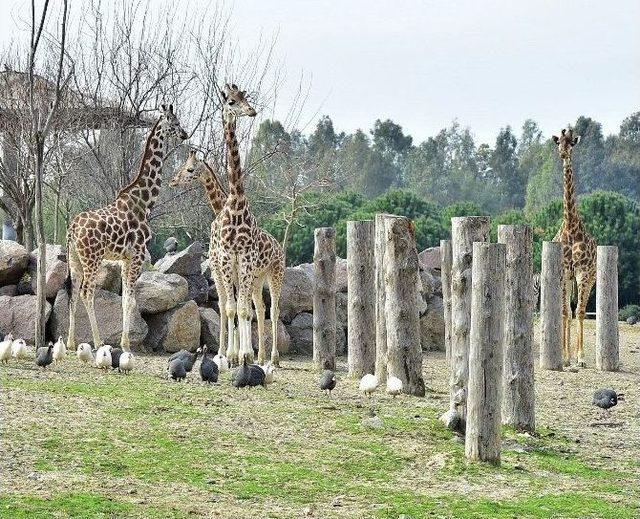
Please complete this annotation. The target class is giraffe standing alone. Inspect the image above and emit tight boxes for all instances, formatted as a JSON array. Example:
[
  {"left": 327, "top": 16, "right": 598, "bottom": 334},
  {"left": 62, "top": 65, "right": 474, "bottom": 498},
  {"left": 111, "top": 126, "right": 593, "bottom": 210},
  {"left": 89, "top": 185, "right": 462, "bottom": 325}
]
[
  {"left": 552, "top": 128, "right": 597, "bottom": 367},
  {"left": 66, "top": 105, "right": 188, "bottom": 351},
  {"left": 216, "top": 84, "right": 285, "bottom": 366}
]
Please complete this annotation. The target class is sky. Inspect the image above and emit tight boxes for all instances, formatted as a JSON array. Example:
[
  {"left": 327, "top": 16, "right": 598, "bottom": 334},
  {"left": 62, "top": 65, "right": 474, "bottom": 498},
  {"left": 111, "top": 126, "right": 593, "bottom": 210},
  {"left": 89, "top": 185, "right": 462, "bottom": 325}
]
[{"left": 1, "top": 0, "right": 638, "bottom": 144}]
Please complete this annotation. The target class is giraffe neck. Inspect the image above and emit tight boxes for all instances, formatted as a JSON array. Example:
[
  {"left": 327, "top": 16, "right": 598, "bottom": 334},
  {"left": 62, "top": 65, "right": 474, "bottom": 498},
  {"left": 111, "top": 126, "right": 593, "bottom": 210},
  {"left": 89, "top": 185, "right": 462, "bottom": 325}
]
[
  {"left": 562, "top": 156, "right": 579, "bottom": 228},
  {"left": 224, "top": 113, "right": 246, "bottom": 200},
  {"left": 200, "top": 162, "right": 227, "bottom": 214},
  {"left": 118, "top": 119, "right": 167, "bottom": 215}
]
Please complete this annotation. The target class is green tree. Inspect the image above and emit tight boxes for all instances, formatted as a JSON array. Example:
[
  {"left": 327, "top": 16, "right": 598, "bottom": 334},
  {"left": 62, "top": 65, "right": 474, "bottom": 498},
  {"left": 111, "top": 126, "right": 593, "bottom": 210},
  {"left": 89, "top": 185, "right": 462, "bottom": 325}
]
[{"left": 490, "top": 126, "right": 524, "bottom": 209}]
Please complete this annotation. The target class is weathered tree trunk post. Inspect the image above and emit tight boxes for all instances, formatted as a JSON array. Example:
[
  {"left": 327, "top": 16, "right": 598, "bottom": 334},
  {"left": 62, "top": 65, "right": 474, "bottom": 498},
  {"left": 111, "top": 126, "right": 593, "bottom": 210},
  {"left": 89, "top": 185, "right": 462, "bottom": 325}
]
[
  {"left": 347, "top": 220, "right": 376, "bottom": 378},
  {"left": 596, "top": 246, "right": 619, "bottom": 372},
  {"left": 374, "top": 213, "right": 391, "bottom": 383},
  {"left": 441, "top": 216, "right": 490, "bottom": 432},
  {"left": 440, "top": 239, "right": 453, "bottom": 365},
  {"left": 465, "top": 242, "right": 506, "bottom": 464},
  {"left": 498, "top": 225, "right": 535, "bottom": 432},
  {"left": 313, "top": 227, "right": 336, "bottom": 371},
  {"left": 384, "top": 216, "right": 425, "bottom": 396},
  {"left": 540, "top": 241, "right": 563, "bottom": 371}
]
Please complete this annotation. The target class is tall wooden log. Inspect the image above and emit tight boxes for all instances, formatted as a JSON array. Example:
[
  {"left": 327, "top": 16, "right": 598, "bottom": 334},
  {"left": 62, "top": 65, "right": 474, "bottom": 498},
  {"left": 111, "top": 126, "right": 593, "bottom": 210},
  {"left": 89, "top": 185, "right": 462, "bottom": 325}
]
[
  {"left": 540, "top": 241, "right": 563, "bottom": 371},
  {"left": 442, "top": 216, "right": 490, "bottom": 432},
  {"left": 465, "top": 242, "right": 506, "bottom": 464},
  {"left": 313, "top": 227, "right": 336, "bottom": 371},
  {"left": 596, "top": 246, "right": 619, "bottom": 372},
  {"left": 384, "top": 216, "right": 425, "bottom": 396},
  {"left": 498, "top": 225, "right": 535, "bottom": 432},
  {"left": 440, "top": 239, "right": 453, "bottom": 365},
  {"left": 347, "top": 220, "right": 376, "bottom": 378},
  {"left": 374, "top": 213, "right": 391, "bottom": 383}
]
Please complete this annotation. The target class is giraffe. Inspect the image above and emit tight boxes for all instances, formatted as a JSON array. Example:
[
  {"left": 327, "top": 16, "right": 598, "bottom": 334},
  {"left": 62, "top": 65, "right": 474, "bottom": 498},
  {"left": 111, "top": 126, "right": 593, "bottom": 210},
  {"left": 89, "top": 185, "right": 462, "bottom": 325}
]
[
  {"left": 216, "top": 84, "right": 285, "bottom": 366},
  {"left": 552, "top": 128, "right": 597, "bottom": 367},
  {"left": 66, "top": 104, "right": 188, "bottom": 351}
]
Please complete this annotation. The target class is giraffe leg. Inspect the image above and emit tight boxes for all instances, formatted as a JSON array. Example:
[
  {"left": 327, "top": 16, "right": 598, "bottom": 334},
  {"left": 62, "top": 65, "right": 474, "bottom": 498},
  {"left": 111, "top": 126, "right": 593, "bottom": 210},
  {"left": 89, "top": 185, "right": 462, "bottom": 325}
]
[
  {"left": 562, "top": 273, "right": 573, "bottom": 367},
  {"left": 66, "top": 248, "right": 83, "bottom": 351},
  {"left": 253, "top": 280, "right": 266, "bottom": 365},
  {"left": 80, "top": 270, "right": 102, "bottom": 349},
  {"left": 211, "top": 261, "right": 228, "bottom": 356},
  {"left": 575, "top": 272, "right": 595, "bottom": 368},
  {"left": 121, "top": 257, "right": 142, "bottom": 352},
  {"left": 268, "top": 268, "right": 283, "bottom": 366}
]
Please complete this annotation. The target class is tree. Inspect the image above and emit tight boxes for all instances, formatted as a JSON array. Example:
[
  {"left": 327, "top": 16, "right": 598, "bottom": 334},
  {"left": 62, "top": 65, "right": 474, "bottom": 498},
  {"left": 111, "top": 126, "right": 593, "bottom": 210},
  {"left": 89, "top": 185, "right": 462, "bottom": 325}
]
[
  {"left": 370, "top": 118, "right": 412, "bottom": 188},
  {"left": 490, "top": 126, "right": 523, "bottom": 210}
]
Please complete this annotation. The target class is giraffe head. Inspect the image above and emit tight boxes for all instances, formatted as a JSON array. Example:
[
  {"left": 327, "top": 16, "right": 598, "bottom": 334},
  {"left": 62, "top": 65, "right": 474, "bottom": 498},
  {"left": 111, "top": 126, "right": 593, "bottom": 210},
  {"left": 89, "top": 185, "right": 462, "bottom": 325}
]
[
  {"left": 159, "top": 104, "right": 189, "bottom": 141},
  {"left": 552, "top": 128, "right": 580, "bottom": 160},
  {"left": 170, "top": 149, "right": 207, "bottom": 187},
  {"left": 221, "top": 84, "right": 257, "bottom": 120}
]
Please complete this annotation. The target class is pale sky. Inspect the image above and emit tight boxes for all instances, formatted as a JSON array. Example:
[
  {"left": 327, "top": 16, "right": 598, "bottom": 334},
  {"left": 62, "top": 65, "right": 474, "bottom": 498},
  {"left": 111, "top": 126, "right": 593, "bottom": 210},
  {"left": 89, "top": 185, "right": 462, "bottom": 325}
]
[{"left": 1, "top": 0, "right": 638, "bottom": 144}]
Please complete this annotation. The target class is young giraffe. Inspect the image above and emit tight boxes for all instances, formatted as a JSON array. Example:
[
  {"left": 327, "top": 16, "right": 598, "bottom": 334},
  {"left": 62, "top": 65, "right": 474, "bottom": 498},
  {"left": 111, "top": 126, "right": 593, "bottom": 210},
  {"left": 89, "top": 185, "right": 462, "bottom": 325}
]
[
  {"left": 66, "top": 105, "right": 188, "bottom": 351},
  {"left": 552, "top": 128, "right": 597, "bottom": 367},
  {"left": 169, "top": 150, "right": 278, "bottom": 363},
  {"left": 217, "top": 84, "right": 285, "bottom": 366}
]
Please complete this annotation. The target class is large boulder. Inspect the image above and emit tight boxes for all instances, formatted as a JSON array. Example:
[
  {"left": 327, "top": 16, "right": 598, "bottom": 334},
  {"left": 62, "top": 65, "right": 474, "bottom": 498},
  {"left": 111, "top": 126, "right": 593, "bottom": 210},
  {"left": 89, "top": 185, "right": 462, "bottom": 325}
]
[
  {"left": 336, "top": 326, "right": 347, "bottom": 356},
  {"left": 184, "top": 274, "right": 209, "bottom": 305},
  {"left": 0, "top": 295, "right": 52, "bottom": 344},
  {"left": 251, "top": 319, "right": 291, "bottom": 356},
  {"left": 418, "top": 247, "right": 441, "bottom": 271},
  {"left": 296, "top": 258, "right": 348, "bottom": 293},
  {"left": 135, "top": 271, "right": 188, "bottom": 314},
  {"left": 154, "top": 241, "right": 204, "bottom": 277},
  {"left": 0, "top": 285, "right": 16, "bottom": 297},
  {"left": 29, "top": 244, "right": 68, "bottom": 299},
  {"left": 279, "top": 268, "right": 313, "bottom": 323},
  {"left": 95, "top": 261, "right": 122, "bottom": 294},
  {"left": 420, "top": 295, "right": 445, "bottom": 352},
  {"left": 201, "top": 259, "right": 212, "bottom": 280},
  {"left": 199, "top": 307, "right": 221, "bottom": 351},
  {"left": 286, "top": 312, "right": 313, "bottom": 354},
  {"left": 0, "top": 240, "right": 29, "bottom": 285},
  {"left": 50, "top": 288, "right": 147, "bottom": 347},
  {"left": 335, "top": 291, "right": 348, "bottom": 332},
  {"left": 143, "top": 300, "right": 200, "bottom": 353}
]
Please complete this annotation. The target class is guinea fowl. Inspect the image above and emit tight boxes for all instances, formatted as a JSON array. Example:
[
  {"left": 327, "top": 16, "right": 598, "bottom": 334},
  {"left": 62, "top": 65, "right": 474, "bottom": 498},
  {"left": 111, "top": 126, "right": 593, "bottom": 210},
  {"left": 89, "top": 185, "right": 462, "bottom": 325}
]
[
  {"left": 164, "top": 236, "right": 178, "bottom": 255},
  {"left": 169, "top": 358, "right": 187, "bottom": 381},
  {"left": 76, "top": 343, "right": 93, "bottom": 364},
  {"left": 593, "top": 388, "right": 624, "bottom": 417},
  {"left": 248, "top": 363, "right": 267, "bottom": 388},
  {"left": 168, "top": 348, "right": 201, "bottom": 373},
  {"left": 110, "top": 347, "right": 123, "bottom": 369},
  {"left": 386, "top": 376, "right": 403, "bottom": 398},
  {"left": 319, "top": 370, "right": 337, "bottom": 397},
  {"left": 119, "top": 352, "right": 135, "bottom": 374},
  {"left": 232, "top": 354, "right": 253, "bottom": 388},
  {"left": 199, "top": 345, "right": 219, "bottom": 384},
  {"left": 0, "top": 333, "right": 14, "bottom": 364},
  {"left": 35, "top": 342, "right": 54, "bottom": 369}
]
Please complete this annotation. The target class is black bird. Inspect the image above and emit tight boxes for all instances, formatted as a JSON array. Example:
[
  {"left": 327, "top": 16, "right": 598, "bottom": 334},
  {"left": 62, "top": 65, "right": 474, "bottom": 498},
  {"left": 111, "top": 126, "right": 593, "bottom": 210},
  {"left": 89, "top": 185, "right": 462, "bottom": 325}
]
[
  {"left": 319, "top": 369, "right": 337, "bottom": 397},
  {"left": 35, "top": 342, "right": 54, "bottom": 369},
  {"left": 169, "top": 358, "right": 186, "bottom": 381},
  {"left": 593, "top": 388, "right": 624, "bottom": 411},
  {"left": 248, "top": 363, "right": 266, "bottom": 388},
  {"left": 199, "top": 345, "right": 219, "bottom": 384},
  {"left": 110, "top": 347, "right": 123, "bottom": 369},
  {"left": 164, "top": 236, "right": 178, "bottom": 255},
  {"left": 232, "top": 354, "right": 252, "bottom": 388},
  {"left": 168, "top": 348, "right": 200, "bottom": 373}
]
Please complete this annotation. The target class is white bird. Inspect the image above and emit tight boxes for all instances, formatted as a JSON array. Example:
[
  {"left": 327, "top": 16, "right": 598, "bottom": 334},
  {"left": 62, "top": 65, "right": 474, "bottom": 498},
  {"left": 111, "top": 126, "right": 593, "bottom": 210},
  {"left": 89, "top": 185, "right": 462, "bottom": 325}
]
[
  {"left": 213, "top": 353, "right": 229, "bottom": 373},
  {"left": 76, "top": 343, "right": 94, "bottom": 364},
  {"left": 95, "top": 345, "right": 113, "bottom": 370},
  {"left": 11, "top": 339, "right": 29, "bottom": 359},
  {"left": 386, "top": 376, "right": 403, "bottom": 398},
  {"left": 262, "top": 361, "right": 276, "bottom": 385},
  {"left": 119, "top": 351, "right": 135, "bottom": 374},
  {"left": 0, "top": 333, "right": 13, "bottom": 364},
  {"left": 52, "top": 336, "right": 67, "bottom": 365},
  {"left": 359, "top": 373, "right": 379, "bottom": 396}
]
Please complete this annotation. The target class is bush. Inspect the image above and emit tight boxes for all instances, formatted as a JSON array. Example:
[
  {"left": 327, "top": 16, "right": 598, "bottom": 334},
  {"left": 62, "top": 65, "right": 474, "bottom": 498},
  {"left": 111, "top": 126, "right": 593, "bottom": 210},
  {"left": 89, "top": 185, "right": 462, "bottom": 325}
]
[{"left": 619, "top": 304, "right": 640, "bottom": 322}]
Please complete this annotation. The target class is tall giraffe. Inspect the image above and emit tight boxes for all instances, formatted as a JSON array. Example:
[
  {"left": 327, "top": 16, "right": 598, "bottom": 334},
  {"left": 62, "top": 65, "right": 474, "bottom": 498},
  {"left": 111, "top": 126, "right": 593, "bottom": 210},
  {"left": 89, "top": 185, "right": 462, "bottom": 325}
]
[
  {"left": 217, "top": 84, "right": 285, "bottom": 366},
  {"left": 552, "top": 128, "right": 597, "bottom": 367},
  {"left": 66, "top": 105, "right": 188, "bottom": 351}
]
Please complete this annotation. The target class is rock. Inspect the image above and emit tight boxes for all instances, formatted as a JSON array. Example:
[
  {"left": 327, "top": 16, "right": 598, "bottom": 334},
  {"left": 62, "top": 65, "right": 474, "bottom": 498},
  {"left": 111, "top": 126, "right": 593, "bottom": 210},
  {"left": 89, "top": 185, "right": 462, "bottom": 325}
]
[
  {"left": 286, "top": 312, "right": 313, "bottom": 354},
  {"left": 135, "top": 271, "right": 188, "bottom": 314},
  {"left": 362, "top": 415, "right": 384, "bottom": 429},
  {"left": 335, "top": 257, "right": 348, "bottom": 293},
  {"left": 95, "top": 261, "right": 122, "bottom": 294},
  {"left": 207, "top": 281, "right": 219, "bottom": 301},
  {"left": 419, "top": 270, "right": 437, "bottom": 301},
  {"left": 420, "top": 296, "right": 445, "bottom": 352},
  {"left": 201, "top": 259, "right": 212, "bottom": 280},
  {"left": 154, "top": 241, "right": 204, "bottom": 277},
  {"left": 50, "top": 289, "right": 147, "bottom": 347},
  {"left": 184, "top": 274, "right": 209, "bottom": 305},
  {"left": 251, "top": 319, "right": 291, "bottom": 355},
  {"left": 199, "top": 307, "right": 221, "bottom": 351},
  {"left": 0, "top": 240, "right": 29, "bottom": 285},
  {"left": 16, "top": 279, "right": 34, "bottom": 295},
  {"left": 0, "top": 295, "right": 52, "bottom": 344},
  {"left": 0, "top": 285, "right": 16, "bottom": 296},
  {"left": 143, "top": 300, "right": 200, "bottom": 353},
  {"left": 335, "top": 291, "right": 348, "bottom": 331},
  {"left": 279, "top": 268, "right": 313, "bottom": 323},
  {"left": 336, "top": 326, "right": 347, "bottom": 356},
  {"left": 29, "top": 244, "right": 68, "bottom": 299},
  {"left": 294, "top": 262, "right": 314, "bottom": 281},
  {"left": 626, "top": 315, "right": 638, "bottom": 325},
  {"left": 418, "top": 246, "right": 441, "bottom": 271}
]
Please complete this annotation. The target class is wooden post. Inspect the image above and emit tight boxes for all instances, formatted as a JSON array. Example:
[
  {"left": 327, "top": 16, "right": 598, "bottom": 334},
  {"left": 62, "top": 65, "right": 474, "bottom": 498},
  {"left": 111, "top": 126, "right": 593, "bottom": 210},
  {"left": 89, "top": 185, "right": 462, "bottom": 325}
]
[
  {"left": 498, "top": 225, "right": 535, "bottom": 432},
  {"left": 465, "top": 242, "right": 506, "bottom": 464},
  {"left": 384, "top": 216, "right": 425, "bottom": 396},
  {"left": 347, "top": 220, "right": 376, "bottom": 378},
  {"left": 313, "top": 227, "right": 336, "bottom": 371},
  {"left": 374, "top": 213, "right": 390, "bottom": 383},
  {"left": 540, "top": 241, "right": 563, "bottom": 371},
  {"left": 440, "top": 239, "right": 453, "bottom": 365},
  {"left": 596, "top": 246, "right": 619, "bottom": 371},
  {"left": 442, "top": 216, "right": 490, "bottom": 432}
]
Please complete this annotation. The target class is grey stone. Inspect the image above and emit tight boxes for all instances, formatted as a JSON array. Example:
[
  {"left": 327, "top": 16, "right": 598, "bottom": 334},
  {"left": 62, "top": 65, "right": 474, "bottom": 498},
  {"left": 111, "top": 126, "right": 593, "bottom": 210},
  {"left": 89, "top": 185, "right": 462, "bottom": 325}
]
[
  {"left": 279, "top": 267, "right": 313, "bottom": 323},
  {"left": 0, "top": 294, "right": 52, "bottom": 344},
  {"left": 0, "top": 285, "right": 16, "bottom": 296},
  {"left": 29, "top": 244, "right": 68, "bottom": 299},
  {"left": 418, "top": 246, "right": 441, "bottom": 271},
  {"left": 95, "top": 261, "right": 122, "bottom": 294},
  {"left": 251, "top": 318, "right": 291, "bottom": 355},
  {"left": 184, "top": 274, "right": 209, "bottom": 305},
  {"left": 199, "top": 307, "right": 221, "bottom": 351},
  {"left": 420, "top": 295, "right": 445, "bottom": 352},
  {"left": 0, "top": 240, "right": 29, "bottom": 285},
  {"left": 142, "top": 300, "right": 200, "bottom": 353},
  {"left": 135, "top": 271, "right": 188, "bottom": 314},
  {"left": 286, "top": 312, "right": 313, "bottom": 354},
  {"left": 154, "top": 241, "right": 204, "bottom": 277}
]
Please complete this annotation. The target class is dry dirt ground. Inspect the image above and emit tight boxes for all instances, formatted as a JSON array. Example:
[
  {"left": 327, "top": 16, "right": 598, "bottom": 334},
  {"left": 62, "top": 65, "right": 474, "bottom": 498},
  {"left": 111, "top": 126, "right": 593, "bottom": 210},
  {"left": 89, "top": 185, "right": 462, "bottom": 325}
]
[{"left": 1, "top": 320, "right": 639, "bottom": 519}]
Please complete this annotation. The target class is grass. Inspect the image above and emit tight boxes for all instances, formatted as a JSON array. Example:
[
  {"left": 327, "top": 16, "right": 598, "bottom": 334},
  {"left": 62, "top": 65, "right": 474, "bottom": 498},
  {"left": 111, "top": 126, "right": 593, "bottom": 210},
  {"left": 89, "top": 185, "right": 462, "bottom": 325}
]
[{"left": 1, "top": 325, "right": 639, "bottom": 518}]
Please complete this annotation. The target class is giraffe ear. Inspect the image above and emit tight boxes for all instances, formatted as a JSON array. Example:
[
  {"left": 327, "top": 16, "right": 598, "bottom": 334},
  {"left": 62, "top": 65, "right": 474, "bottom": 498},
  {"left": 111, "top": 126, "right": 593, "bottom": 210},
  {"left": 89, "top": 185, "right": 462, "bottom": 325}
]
[
  {"left": 220, "top": 89, "right": 227, "bottom": 101},
  {"left": 231, "top": 83, "right": 238, "bottom": 90},
  {"left": 240, "top": 90, "right": 246, "bottom": 97},
  {"left": 561, "top": 128, "right": 566, "bottom": 135},
  {"left": 572, "top": 136, "right": 581, "bottom": 146},
  {"left": 161, "top": 103, "right": 167, "bottom": 112},
  {"left": 168, "top": 104, "right": 174, "bottom": 114},
  {"left": 552, "top": 135, "right": 559, "bottom": 144}
]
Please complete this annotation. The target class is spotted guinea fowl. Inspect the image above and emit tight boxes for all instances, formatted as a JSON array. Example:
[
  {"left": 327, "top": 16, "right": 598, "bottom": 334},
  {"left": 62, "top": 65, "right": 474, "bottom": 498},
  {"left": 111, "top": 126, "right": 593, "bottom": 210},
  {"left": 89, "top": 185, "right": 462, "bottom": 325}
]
[
  {"left": 199, "top": 345, "right": 219, "bottom": 384},
  {"left": 248, "top": 363, "right": 267, "bottom": 388},
  {"left": 76, "top": 343, "right": 93, "bottom": 364},
  {"left": 319, "top": 369, "right": 337, "bottom": 397},
  {"left": 35, "top": 342, "right": 54, "bottom": 369},
  {"left": 169, "top": 358, "right": 187, "bottom": 381},
  {"left": 119, "top": 351, "right": 135, "bottom": 374},
  {"left": 168, "top": 348, "right": 201, "bottom": 373},
  {"left": 95, "top": 345, "right": 113, "bottom": 370},
  {"left": 593, "top": 388, "right": 624, "bottom": 415},
  {"left": 232, "top": 354, "right": 253, "bottom": 388},
  {"left": 0, "top": 333, "right": 14, "bottom": 364},
  {"left": 110, "top": 347, "right": 123, "bottom": 369},
  {"left": 164, "top": 236, "right": 178, "bottom": 255}
]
